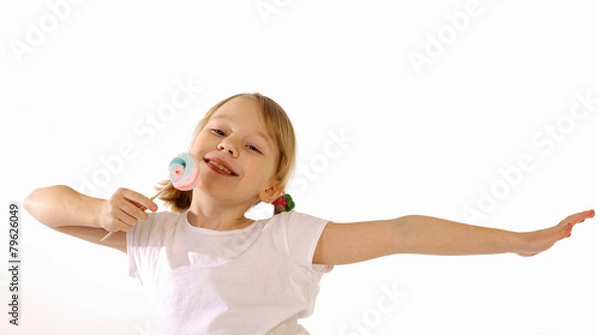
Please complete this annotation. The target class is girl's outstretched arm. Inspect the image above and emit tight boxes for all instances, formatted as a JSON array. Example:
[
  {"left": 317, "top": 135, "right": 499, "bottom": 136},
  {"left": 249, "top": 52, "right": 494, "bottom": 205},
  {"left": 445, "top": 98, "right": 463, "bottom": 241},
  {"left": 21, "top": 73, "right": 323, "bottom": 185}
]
[
  {"left": 24, "top": 185, "right": 157, "bottom": 253},
  {"left": 313, "top": 209, "right": 595, "bottom": 265}
]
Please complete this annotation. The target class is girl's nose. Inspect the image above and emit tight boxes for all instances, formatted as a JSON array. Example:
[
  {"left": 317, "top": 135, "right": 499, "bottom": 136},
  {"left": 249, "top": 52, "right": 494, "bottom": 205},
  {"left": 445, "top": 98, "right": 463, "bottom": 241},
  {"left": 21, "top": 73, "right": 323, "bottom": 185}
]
[{"left": 217, "top": 137, "right": 239, "bottom": 157}]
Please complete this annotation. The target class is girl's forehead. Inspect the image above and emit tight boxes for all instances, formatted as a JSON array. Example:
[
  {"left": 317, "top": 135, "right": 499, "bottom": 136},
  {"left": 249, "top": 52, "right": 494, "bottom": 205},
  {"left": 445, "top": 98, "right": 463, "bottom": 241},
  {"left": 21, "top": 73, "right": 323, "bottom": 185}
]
[
  {"left": 216, "top": 96, "right": 261, "bottom": 115},
  {"left": 211, "top": 98, "right": 266, "bottom": 127}
]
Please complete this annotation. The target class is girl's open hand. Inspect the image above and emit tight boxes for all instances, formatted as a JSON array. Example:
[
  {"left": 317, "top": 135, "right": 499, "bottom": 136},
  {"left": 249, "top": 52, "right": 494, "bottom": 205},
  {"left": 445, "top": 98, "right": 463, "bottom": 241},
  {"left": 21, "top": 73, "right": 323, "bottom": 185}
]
[
  {"left": 516, "top": 209, "right": 595, "bottom": 257},
  {"left": 98, "top": 187, "right": 158, "bottom": 233}
]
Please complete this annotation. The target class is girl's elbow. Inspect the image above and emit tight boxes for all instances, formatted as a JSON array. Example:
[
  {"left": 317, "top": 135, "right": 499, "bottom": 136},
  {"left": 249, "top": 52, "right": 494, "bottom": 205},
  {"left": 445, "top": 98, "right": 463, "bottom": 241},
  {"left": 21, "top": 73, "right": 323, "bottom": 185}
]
[
  {"left": 23, "top": 185, "right": 68, "bottom": 222},
  {"left": 23, "top": 188, "right": 41, "bottom": 214}
]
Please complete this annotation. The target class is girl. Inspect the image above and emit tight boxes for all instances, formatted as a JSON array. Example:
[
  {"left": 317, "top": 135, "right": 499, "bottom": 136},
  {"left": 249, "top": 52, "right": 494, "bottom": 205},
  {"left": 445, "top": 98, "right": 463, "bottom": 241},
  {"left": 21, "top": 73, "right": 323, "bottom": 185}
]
[{"left": 24, "top": 92, "right": 595, "bottom": 334}]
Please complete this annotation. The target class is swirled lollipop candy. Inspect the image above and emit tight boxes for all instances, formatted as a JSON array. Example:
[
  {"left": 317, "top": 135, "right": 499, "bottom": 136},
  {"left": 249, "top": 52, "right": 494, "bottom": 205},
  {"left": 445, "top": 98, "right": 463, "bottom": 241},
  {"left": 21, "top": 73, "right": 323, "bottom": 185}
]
[
  {"left": 169, "top": 153, "right": 199, "bottom": 191},
  {"left": 101, "top": 153, "right": 199, "bottom": 242}
]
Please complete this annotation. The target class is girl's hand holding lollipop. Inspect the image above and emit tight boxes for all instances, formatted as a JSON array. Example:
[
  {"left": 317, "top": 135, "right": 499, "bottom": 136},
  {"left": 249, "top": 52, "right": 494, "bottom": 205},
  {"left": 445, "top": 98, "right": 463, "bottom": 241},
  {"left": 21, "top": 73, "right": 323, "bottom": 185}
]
[{"left": 100, "top": 153, "right": 198, "bottom": 242}]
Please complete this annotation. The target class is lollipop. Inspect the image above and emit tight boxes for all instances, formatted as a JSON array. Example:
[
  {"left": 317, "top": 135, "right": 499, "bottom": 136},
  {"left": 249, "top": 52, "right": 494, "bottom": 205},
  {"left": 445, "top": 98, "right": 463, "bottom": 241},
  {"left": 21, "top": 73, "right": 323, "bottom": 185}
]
[
  {"left": 168, "top": 153, "right": 199, "bottom": 191},
  {"left": 101, "top": 153, "right": 199, "bottom": 242}
]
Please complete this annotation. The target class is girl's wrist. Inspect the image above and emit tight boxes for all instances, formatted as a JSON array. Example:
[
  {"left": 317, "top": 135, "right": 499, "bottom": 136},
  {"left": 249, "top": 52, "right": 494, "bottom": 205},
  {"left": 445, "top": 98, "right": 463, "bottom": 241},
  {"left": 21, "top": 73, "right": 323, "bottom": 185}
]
[{"left": 77, "top": 193, "right": 105, "bottom": 229}]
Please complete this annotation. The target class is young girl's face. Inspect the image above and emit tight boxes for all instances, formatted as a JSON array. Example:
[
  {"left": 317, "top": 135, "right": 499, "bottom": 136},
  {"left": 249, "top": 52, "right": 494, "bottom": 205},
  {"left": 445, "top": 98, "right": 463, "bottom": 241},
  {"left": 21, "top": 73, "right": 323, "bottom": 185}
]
[{"left": 189, "top": 96, "right": 281, "bottom": 207}]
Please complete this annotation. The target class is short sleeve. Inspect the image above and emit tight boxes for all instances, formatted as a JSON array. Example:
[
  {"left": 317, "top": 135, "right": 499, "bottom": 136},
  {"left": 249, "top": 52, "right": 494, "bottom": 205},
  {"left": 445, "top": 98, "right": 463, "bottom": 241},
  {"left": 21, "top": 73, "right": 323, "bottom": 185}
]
[
  {"left": 127, "top": 215, "right": 153, "bottom": 284},
  {"left": 280, "top": 211, "right": 333, "bottom": 274},
  {"left": 126, "top": 211, "right": 177, "bottom": 284}
]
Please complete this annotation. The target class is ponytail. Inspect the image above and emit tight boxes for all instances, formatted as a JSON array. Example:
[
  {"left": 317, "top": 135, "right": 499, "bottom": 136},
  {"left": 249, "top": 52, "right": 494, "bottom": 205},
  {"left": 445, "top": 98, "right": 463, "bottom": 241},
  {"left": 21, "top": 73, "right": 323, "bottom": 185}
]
[
  {"left": 154, "top": 180, "right": 193, "bottom": 213},
  {"left": 271, "top": 193, "right": 294, "bottom": 216},
  {"left": 273, "top": 204, "right": 286, "bottom": 215}
]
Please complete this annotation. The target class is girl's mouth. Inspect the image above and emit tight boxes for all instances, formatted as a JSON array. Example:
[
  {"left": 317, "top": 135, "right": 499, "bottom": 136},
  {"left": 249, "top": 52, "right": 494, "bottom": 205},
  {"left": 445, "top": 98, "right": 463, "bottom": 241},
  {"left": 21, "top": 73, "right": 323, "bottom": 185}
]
[{"left": 204, "top": 158, "right": 238, "bottom": 176}]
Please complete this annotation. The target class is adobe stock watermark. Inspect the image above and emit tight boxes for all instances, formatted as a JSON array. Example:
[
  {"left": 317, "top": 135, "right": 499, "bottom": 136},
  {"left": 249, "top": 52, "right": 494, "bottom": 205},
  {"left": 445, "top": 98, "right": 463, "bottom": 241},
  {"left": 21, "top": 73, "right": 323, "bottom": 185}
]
[
  {"left": 460, "top": 88, "right": 597, "bottom": 223},
  {"left": 337, "top": 281, "right": 408, "bottom": 335},
  {"left": 255, "top": 0, "right": 294, "bottom": 24},
  {"left": 289, "top": 127, "right": 358, "bottom": 193},
  {"left": 6, "top": 0, "right": 88, "bottom": 65},
  {"left": 406, "top": 0, "right": 485, "bottom": 76},
  {"left": 134, "top": 321, "right": 160, "bottom": 335},
  {"left": 245, "top": 126, "right": 357, "bottom": 219},
  {"left": 76, "top": 76, "right": 204, "bottom": 197}
]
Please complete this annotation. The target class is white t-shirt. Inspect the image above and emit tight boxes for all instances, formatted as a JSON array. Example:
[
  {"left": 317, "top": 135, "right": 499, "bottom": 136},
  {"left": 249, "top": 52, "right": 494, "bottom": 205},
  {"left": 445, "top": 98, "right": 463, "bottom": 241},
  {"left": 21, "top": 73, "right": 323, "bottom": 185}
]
[{"left": 127, "top": 209, "right": 333, "bottom": 334}]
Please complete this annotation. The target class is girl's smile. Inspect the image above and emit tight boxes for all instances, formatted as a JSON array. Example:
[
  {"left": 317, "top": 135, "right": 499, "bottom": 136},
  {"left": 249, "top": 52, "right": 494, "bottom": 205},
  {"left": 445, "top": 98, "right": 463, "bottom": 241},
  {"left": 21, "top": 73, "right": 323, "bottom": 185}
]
[{"left": 203, "top": 157, "right": 239, "bottom": 176}]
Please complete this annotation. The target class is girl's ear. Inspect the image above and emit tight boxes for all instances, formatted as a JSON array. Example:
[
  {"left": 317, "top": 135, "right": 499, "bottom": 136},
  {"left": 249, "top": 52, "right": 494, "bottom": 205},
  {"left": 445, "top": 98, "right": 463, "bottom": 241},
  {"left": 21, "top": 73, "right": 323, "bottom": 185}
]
[{"left": 258, "top": 181, "right": 284, "bottom": 204}]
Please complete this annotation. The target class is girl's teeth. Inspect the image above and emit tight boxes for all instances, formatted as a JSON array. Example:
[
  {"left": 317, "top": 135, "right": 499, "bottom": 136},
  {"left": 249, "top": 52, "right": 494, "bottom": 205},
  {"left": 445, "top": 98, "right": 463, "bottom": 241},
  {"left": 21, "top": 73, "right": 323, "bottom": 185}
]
[{"left": 210, "top": 161, "right": 232, "bottom": 174}]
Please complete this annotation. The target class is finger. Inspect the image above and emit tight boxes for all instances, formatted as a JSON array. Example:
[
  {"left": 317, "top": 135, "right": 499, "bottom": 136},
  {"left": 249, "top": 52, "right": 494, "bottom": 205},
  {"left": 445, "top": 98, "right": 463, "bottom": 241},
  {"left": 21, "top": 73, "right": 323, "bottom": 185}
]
[
  {"left": 574, "top": 210, "right": 595, "bottom": 223},
  {"left": 564, "top": 210, "right": 595, "bottom": 225},
  {"left": 114, "top": 205, "right": 138, "bottom": 226},
  {"left": 108, "top": 215, "right": 136, "bottom": 233},
  {"left": 119, "top": 188, "right": 158, "bottom": 212},
  {"left": 583, "top": 209, "right": 595, "bottom": 218},
  {"left": 110, "top": 218, "right": 132, "bottom": 233},
  {"left": 559, "top": 210, "right": 594, "bottom": 237},
  {"left": 118, "top": 199, "right": 150, "bottom": 223},
  {"left": 101, "top": 206, "right": 135, "bottom": 233}
]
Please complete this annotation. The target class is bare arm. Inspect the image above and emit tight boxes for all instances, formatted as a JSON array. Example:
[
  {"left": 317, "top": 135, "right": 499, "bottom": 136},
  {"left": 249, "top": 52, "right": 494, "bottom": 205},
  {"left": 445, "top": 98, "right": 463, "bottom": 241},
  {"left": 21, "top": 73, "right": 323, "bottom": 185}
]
[
  {"left": 393, "top": 215, "right": 520, "bottom": 256},
  {"left": 23, "top": 185, "right": 157, "bottom": 253},
  {"left": 313, "top": 210, "right": 595, "bottom": 265},
  {"left": 394, "top": 211, "right": 594, "bottom": 256}
]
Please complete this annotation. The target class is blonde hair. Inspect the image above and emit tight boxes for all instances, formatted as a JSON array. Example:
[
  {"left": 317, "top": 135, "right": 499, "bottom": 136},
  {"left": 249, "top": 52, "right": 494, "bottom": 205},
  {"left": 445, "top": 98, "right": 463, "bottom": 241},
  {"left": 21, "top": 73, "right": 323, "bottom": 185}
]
[{"left": 156, "top": 92, "right": 296, "bottom": 215}]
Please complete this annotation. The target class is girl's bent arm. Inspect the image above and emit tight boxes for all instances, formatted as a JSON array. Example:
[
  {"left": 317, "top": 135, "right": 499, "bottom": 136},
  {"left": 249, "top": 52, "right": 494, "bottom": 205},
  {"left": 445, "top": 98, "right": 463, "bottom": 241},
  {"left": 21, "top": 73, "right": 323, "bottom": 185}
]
[
  {"left": 24, "top": 185, "right": 157, "bottom": 253},
  {"left": 24, "top": 185, "right": 103, "bottom": 229}
]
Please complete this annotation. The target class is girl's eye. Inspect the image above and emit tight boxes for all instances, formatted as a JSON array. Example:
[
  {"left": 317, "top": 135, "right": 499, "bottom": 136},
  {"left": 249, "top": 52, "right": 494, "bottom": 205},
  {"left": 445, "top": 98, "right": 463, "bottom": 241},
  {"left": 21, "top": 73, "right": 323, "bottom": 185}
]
[
  {"left": 246, "top": 144, "right": 261, "bottom": 153},
  {"left": 212, "top": 129, "right": 226, "bottom": 136}
]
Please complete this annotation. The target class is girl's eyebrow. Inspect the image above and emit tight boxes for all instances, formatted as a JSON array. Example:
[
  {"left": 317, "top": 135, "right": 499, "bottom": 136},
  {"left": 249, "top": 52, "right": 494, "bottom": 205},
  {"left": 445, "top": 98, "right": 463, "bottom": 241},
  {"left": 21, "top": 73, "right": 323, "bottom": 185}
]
[
  {"left": 253, "top": 132, "right": 273, "bottom": 148},
  {"left": 248, "top": 128, "right": 275, "bottom": 152}
]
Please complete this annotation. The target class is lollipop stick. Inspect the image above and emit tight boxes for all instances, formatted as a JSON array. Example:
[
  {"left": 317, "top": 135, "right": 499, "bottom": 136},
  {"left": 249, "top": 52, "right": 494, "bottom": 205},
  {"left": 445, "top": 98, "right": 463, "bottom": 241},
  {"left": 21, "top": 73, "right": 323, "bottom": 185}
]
[{"left": 100, "top": 185, "right": 169, "bottom": 242}]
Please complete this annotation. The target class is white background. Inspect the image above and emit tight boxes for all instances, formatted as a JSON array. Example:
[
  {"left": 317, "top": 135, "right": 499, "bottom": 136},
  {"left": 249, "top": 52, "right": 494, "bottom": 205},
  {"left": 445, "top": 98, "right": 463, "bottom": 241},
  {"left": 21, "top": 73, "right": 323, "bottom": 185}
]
[{"left": 0, "top": 0, "right": 597, "bottom": 334}]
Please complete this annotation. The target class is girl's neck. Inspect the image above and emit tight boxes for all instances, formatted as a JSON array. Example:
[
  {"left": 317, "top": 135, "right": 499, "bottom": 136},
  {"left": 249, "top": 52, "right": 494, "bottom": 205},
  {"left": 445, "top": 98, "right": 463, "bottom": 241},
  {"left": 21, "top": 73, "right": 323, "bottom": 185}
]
[{"left": 186, "top": 193, "right": 255, "bottom": 231}]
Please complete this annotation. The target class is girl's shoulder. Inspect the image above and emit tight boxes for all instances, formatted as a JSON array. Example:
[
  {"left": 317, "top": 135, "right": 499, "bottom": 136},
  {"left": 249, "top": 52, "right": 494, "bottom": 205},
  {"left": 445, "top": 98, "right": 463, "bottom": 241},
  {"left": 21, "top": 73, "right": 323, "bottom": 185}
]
[
  {"left": 142, "top": 209, "right": 182, "bottom": 226},
  {"left": 148, "top": 209, "right": 182, "bottom": 220},
  {"left": 134, "top": 210, "right": 183, "bottom": 234},
  {"left": 262, "top": 210, "right": 330, "bottom": 239},
  {"left": 266, "top": 210, "right": 328, "bottom": 224},
  {"left": 263, "top": 210, "right": 333, "bottom": 273}
]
